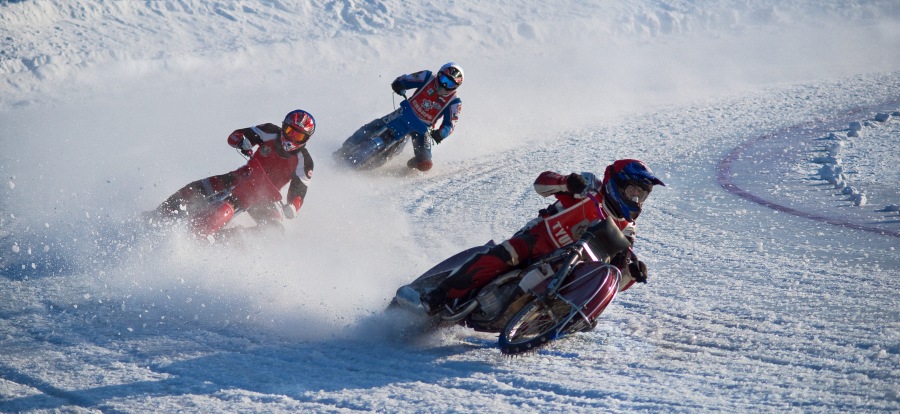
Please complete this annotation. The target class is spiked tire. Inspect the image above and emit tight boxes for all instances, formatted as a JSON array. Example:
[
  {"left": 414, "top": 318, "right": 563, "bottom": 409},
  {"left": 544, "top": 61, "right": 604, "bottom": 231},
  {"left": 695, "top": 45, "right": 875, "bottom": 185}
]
[{"left": 498, "top": 298, "right": 574, "bottom": 355}]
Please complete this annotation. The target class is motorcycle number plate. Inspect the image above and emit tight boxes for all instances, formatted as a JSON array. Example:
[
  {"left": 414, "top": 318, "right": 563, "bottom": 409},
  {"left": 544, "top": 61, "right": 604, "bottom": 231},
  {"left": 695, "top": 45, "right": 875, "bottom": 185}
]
[{"left": 519, "top": 264, "right": 553, "bottom": 292}]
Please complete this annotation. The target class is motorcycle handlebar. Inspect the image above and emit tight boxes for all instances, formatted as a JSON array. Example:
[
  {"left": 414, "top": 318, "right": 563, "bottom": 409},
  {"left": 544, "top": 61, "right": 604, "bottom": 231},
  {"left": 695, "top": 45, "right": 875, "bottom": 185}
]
[{"left": 393, "top": 91, "right": 408, "bottom": 110}]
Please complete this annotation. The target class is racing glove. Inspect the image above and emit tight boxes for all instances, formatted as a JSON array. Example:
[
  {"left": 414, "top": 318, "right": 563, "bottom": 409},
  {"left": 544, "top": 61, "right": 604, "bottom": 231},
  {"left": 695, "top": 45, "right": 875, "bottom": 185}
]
[
  {"left": 391, "top": 80, "right": 405, "bottom": 95},
  {"left": 430, "top": 129, "right": 444, "bottom": 144},
  {"left": 538, "top": 203, "right": 559, "bottom": 217},
  {"left": 238, "top": 138, "right": 254, "bottom": 157},
  {"left": 566, "top": 173, "right": 587, "bottom": 195},
  {"left": 629, "top": 260, "right": 648, "bottom": 283},
  {"left": 228, "top": 131, "right": 253, "bottom": 157}
]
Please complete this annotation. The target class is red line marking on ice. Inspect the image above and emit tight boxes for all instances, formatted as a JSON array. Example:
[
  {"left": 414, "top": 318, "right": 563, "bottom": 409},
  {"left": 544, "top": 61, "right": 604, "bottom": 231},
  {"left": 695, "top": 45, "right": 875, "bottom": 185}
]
[{"left": 717, "top": 103, "right": 900, "bottom": 238}]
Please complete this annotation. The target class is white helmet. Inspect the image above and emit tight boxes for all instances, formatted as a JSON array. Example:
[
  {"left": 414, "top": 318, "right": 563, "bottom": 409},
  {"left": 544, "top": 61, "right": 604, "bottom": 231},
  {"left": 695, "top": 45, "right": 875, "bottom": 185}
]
[{"left": 437, "top": 62, "right": 464, "bottom": 92}]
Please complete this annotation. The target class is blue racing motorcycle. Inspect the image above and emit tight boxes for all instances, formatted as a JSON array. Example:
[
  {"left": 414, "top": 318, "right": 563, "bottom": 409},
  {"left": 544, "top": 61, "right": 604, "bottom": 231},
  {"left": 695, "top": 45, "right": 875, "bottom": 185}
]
[{"left": 333, "top": 94, "right": 429, "bottom": 170}]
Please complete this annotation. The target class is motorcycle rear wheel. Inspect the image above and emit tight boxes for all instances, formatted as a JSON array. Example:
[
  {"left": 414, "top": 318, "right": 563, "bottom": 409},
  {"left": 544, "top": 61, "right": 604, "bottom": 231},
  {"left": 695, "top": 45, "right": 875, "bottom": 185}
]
[{"left": 498, "top": 298, "right": 573, "bottom": 355}]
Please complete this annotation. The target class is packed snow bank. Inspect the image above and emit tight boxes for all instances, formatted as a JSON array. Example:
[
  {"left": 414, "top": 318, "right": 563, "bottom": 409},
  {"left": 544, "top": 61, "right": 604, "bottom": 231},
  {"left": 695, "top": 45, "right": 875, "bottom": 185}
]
[{"left": 4, "top": 0, "right": 900, "bottom": 114}]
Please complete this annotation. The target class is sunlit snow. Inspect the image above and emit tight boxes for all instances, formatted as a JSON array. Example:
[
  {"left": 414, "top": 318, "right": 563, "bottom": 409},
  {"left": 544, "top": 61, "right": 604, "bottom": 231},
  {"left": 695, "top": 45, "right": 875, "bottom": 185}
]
[{"left": 1, "top": 0, "right": 899, "bottom": 412}]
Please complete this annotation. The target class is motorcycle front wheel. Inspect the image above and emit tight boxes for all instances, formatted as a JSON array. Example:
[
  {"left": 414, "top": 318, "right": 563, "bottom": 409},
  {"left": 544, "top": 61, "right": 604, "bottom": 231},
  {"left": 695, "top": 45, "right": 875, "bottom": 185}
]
[{"left": 498, "top": 298, "right": 574, "bottom": 355}]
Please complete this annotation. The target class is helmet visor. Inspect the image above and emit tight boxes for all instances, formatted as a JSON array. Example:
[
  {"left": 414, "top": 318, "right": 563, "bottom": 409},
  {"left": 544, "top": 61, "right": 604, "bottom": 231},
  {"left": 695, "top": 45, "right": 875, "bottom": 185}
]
[
  {"left": 623, "top": 183, "right": 651, "bottom": 204},
  {"left": 438, "top": 72, "right": 459, "bottom": 90}
]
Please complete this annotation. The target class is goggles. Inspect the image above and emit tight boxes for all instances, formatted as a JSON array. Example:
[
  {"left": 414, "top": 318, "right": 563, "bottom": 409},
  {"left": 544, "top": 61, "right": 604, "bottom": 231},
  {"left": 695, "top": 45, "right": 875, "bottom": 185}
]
[
  {"left": 438, "top": 73, "right": 459, "bottom": 90},
  {"left": 282, "top": 125, "right": 310, "bottom": 152},
  {"left": 623, "top": 183, "right": 651, "bottom": 204}
]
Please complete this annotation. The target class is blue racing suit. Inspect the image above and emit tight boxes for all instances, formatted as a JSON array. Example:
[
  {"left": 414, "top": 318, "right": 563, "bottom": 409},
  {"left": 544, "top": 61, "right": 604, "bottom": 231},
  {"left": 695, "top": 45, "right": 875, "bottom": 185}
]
[{"left": 345, "top": 70, "right": 462, "bottom": 165}]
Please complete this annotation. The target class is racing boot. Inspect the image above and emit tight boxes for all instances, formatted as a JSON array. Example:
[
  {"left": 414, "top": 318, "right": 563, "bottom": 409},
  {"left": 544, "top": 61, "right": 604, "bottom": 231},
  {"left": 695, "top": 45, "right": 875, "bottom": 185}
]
[
  {"left": 406, "top": 157, "right": 433, "bottom": 172},
  {"left": 421, "top": 287, "right": 450, "bottom": 313},
  {"left": 395, "top": 286, "right": 448, "bottom": 315},
  {"left": 395, "top": 286, "right": 425, "bottom": 313}
]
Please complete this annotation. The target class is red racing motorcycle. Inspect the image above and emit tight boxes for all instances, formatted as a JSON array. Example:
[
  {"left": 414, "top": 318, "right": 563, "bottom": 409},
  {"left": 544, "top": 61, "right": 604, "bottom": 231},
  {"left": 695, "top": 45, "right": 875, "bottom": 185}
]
[
  {"left": 145, "top": 155, "right": 289, "bottom": 243},
  {"left": 391, "top": 217, "right": 634, "bottom": 355}
]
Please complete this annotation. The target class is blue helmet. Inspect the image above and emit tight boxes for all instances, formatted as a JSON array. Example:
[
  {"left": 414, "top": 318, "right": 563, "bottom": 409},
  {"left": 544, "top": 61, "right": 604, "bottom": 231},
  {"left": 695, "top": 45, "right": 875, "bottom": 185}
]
[{"left": 602, "top": 159, "right": 665, "bottom": 221}]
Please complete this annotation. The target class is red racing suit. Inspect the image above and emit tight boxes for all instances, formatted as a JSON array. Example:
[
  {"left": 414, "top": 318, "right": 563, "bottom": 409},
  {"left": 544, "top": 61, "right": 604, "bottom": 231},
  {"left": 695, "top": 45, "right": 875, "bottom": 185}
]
[
  {"left": 154, "top": 123, "right": 313, "bottom": 238},
  {"left": 438, "top": 171, "right": 638, "bottom": 300},
  {"left": 225, "top": 123, "right": 313, "bottom": 213}
]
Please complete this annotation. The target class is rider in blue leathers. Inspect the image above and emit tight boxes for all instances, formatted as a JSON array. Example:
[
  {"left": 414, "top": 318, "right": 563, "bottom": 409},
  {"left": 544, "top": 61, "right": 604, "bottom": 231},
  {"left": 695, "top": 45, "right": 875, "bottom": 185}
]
[{"left": 341, "top": 62, "right": 463, "bottom": 171}]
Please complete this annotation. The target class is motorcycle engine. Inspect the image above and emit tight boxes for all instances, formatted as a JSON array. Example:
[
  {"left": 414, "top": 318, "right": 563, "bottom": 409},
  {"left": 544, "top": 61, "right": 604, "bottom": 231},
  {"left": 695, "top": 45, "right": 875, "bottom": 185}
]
[{"left": 472, "top": 281, "right": 519, "bottom": 323}]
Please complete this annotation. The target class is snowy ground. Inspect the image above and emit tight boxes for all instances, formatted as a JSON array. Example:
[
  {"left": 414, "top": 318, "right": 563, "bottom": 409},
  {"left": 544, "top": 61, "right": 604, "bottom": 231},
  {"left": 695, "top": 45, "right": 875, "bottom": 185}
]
[{"left": 1, "top": 1, "right": 899, "bottom": 412}]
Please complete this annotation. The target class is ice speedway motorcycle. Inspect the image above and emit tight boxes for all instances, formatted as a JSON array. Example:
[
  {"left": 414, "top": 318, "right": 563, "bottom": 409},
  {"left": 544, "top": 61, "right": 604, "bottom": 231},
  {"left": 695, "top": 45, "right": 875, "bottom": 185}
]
[
  {"left": 391, "top": 217, "right": 634, "bottom": 355},
  {"left": 333, "top": 93, "right": 424, "bottom": 170}
]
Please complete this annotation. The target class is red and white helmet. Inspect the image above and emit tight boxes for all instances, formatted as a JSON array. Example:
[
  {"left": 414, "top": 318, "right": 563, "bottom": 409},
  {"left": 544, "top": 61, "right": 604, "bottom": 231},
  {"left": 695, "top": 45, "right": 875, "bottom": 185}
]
[
  {"left": 281, "top": 109, "right": 316, "bottom": 152},
  {"left": 437, "top": 62, "right": 464, "bottom": 93}
]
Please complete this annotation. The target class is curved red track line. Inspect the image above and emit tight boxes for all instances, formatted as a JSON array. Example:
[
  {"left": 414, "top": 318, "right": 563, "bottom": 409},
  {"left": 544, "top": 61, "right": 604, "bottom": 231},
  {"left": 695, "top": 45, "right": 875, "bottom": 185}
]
[{"left": 717, "top": 103, "right": 900, "bottom": 238}]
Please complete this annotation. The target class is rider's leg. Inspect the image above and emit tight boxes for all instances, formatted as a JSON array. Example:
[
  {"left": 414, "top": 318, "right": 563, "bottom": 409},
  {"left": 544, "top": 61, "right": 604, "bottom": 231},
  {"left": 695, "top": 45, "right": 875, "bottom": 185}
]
[
  {"left": 407, "top": 132, "right": 433, "bottom": 171},
  {"left": 408, "top": 243, "right": 518, "bottom": 314},
  {"left": 436, "top": 237, "right": 531, "bottom": 300},
  {"left": 190, "top": 198, "right": 236, "bottom": 240},
  {"left": 153, "top": 173, "right": 234, "bottom": 219},
  {"left": 426, "top": 226, "right": 559, "bottom": 308},
  {"left": 406, "top": 231, "right": 538, "bottom": 314},
  {"left": 212, "top": 203, "right": 284, "bottom": 241},
  {"left": 190, "top": 176, "right": 251, "bottom": 239}
]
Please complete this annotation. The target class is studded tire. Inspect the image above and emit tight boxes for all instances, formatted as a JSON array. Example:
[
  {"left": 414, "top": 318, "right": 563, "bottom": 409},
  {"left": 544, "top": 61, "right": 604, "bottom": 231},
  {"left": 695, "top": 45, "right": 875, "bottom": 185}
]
[{"left": 498, "top": 298, "right": 573, "bottom": 355}]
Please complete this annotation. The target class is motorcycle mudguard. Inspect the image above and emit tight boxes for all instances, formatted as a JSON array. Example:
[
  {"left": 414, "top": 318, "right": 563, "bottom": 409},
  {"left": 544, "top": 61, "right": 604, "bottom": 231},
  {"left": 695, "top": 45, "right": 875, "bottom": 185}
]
[
  {"left": 340, "top": 106, "right": 424, "bottom": 170},
  {"left": 556, "top": 262, "right": 620, "bottom": 321},
  {"left": 342, "top": 130, "right": 410, "bottom": 170},
  {"left": 403, "top": 242, "right": 495, "bottom": 292}
]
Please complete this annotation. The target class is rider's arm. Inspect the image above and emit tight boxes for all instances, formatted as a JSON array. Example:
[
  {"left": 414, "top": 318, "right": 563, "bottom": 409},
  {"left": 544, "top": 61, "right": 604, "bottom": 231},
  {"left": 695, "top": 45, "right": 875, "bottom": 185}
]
[
  {"left": 533, "top": 171, "right": 572, "bottom": 197},
  {"left": 392, "top": 70, "right": 431, "bottom": 93},
  {"left": 227, "top": 123, "right": 279, "bottom": 149},
  {"left": 534, "top": 171, "right": 601, "bottom": 198},
  {"left": 285, "top": 147, "right": 314, "bottom": 214},
  {"left": 432, "top": 97, "right": 462, "bottom": 141}
]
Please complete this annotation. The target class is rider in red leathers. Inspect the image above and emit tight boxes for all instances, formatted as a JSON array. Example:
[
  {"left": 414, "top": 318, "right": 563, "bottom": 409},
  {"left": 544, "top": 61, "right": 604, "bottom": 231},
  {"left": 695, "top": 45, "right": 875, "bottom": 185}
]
[
  {"left": 397, "top": 159, "right": 665, "bottom": 314},
  {"left": 150, "top": 110, "right": 316, "bottom": 240}
]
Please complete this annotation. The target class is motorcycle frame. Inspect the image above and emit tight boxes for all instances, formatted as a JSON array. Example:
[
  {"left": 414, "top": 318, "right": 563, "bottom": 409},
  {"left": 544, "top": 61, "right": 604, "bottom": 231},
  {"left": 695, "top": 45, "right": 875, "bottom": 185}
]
[{"left": 438, "top": 239, "right": 614, "bottom": 324}]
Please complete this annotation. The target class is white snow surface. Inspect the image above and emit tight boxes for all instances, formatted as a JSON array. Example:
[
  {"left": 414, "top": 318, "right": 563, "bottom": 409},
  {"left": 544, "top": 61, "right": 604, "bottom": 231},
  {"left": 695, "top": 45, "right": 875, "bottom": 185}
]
[{"left": 2, "top": 0, "right": 900, "bottom": 412}]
